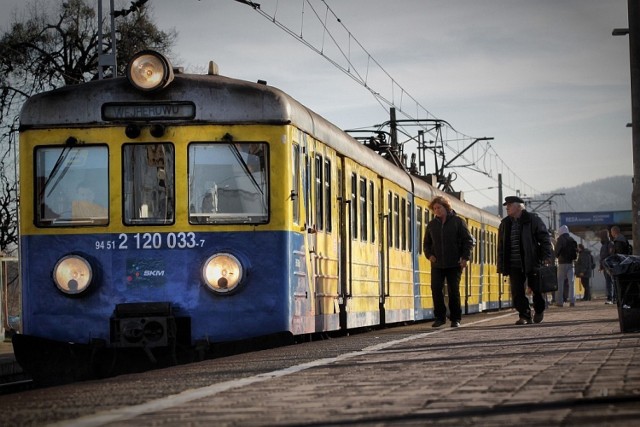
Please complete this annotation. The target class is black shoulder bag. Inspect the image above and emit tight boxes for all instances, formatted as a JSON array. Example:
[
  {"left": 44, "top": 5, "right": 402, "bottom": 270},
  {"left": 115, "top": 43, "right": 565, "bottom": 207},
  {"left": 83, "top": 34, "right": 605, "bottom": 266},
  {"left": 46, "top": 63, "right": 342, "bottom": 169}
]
[{"left": 532, "top": 265, "right": 558, "bottom": 293}]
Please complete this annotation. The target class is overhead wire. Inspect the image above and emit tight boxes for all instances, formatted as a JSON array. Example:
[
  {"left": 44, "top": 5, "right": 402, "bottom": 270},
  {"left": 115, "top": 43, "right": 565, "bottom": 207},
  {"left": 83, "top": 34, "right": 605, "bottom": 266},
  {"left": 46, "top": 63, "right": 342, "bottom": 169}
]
[{"left": 239, "top": 0, "right": 542, "bottom": 201}]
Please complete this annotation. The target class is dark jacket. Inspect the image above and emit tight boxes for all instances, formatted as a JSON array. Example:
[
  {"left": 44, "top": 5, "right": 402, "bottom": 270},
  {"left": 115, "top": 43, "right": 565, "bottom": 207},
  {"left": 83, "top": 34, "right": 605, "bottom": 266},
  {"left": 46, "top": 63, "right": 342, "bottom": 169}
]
[
  {"left": 599, "top": 239, "right": 614, "bottom": 269},
  {"left": 555, "top": 233, "right": 577, "bottom": 264},
  {"left": 497, "top": 210, "right": 552, "bottom": 275},
  {"left": 575, "top": 249, "right": 595, "bottom": 277},
  {"left": 613, "top": 234, "right": 631, "bottom": 255},
  {"left": 423, "top": 211, "right": 474, "bottom": 269}
]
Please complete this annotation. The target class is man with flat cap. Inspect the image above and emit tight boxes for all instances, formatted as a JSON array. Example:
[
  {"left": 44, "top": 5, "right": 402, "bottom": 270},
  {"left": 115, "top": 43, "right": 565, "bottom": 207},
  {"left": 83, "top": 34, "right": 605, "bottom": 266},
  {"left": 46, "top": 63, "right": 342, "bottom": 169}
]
[{"left": 497, "top": 196, "right": 553, "bottom": 325}]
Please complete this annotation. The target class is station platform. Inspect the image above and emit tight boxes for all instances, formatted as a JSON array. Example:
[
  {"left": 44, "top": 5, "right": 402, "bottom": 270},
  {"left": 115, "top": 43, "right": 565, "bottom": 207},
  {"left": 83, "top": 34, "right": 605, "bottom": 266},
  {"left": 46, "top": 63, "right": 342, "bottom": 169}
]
[
  {"left": 0, "top": 338, "right": 25, "bottom": 386},
  {"left": 1, "top": 299, "right": 639, "bottom": 426},
  {"left": 0, "top": 339, "right": 12, "bottom": 355}
]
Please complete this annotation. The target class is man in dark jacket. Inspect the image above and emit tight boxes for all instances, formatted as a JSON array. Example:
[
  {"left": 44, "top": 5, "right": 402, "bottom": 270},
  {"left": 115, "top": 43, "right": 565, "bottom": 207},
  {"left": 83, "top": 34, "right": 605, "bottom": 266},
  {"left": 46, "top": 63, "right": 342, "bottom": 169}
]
[
  {"left": 497, "top": 196, "right": 553, "bottom": 325},
  {"left": 424, "top": 195, "right": 474, "bottom": 328}
]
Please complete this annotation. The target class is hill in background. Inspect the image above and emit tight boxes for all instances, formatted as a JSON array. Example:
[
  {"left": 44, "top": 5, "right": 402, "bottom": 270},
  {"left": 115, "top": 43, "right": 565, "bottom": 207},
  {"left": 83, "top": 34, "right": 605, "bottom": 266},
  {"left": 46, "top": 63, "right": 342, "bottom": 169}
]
[{"left": 481, "top": 175, "right": 632, "bottom": 216}]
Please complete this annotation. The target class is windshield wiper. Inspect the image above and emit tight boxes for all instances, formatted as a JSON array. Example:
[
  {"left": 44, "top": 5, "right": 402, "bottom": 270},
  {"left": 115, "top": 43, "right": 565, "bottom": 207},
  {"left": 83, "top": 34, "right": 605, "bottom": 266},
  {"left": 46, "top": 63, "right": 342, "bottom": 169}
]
[
  {"left": 42, "top": 147, "right": 79, "bottom": 198},
  {"left": 227, "top": 145, "right": 267, "bottom": 212}
]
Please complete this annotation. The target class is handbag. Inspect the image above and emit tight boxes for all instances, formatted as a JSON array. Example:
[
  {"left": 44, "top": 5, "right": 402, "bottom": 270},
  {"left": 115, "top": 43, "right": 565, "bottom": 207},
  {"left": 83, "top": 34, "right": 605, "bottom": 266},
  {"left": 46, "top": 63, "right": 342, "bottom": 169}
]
[{"left": 533, "top": 265, "right": 558, "bottom": 293}]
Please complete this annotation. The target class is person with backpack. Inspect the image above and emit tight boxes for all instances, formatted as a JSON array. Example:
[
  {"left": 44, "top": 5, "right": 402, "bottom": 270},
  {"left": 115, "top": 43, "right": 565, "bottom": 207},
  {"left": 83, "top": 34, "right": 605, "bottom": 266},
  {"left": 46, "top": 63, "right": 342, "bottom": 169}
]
[
  {"left": 555, "top": 225, "right": 578, "bottom": 307},
  {"left": 575, "top": 243, "right": 595, "bottom": 301},
  {"left": 611, "top": 225, "right": 633, "bottom": 256}
]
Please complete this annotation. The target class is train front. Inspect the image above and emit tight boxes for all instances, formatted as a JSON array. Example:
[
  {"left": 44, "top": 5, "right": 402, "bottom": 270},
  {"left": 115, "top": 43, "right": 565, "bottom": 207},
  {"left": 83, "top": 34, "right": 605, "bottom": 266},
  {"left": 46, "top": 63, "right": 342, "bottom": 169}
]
[{"left": 15, "top": 51, "right": 297, "bottom": 379}]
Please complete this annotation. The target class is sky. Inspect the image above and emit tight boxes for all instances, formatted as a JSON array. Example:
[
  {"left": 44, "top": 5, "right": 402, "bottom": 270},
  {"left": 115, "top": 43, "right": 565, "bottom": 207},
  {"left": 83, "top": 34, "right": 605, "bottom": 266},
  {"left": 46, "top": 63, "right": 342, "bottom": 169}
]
[{"left": 0, "top": 0, "right": 633, "bottom": 209}]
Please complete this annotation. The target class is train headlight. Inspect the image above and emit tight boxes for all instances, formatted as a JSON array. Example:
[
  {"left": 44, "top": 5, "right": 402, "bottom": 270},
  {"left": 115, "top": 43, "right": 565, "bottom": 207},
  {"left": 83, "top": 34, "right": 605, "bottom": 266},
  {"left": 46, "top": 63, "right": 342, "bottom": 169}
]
[
  {"left": 126, "top": 50, "right": 174, "bottom": 91},
  {"left": 202, "top": 253, "right": 243, "bottom": 294},
  {"left": 53, "top": 255, "right": 93, "bottom": 295}
]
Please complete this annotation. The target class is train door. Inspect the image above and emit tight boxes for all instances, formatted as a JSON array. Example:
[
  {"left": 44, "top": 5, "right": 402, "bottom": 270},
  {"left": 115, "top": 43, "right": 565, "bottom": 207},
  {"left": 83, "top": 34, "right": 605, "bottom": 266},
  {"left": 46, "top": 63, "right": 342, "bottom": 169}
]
[
  {"left": 336, "top": 158, "right": 382, "bottom": 330},
  {"left": 378, "top": 176, "right": 388, "bottom": 325},
  {"left": 311, "top": 147, "right": 340, "bottom": 332},
  {"left": 478, "top": 227, "right": 486, "bottom": 311},
  {"left": 379, "top": 182, "right": 414, "bottom": 324},
  {"left": 337, "top": 155, "right": 348, "bottom": 331},
  {"left": 291, "top": 132, "right": 343, "bottom": 335}
]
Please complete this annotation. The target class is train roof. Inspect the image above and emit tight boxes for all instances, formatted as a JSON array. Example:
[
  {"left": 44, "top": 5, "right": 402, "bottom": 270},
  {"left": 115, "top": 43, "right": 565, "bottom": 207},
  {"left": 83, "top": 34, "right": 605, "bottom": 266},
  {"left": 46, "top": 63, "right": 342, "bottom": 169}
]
[
  {"left": 19, "top": 71, "right": 499, "bottom": 226},
  {"left": 20, "top": 73, "right": 412, "bottom": 185}
]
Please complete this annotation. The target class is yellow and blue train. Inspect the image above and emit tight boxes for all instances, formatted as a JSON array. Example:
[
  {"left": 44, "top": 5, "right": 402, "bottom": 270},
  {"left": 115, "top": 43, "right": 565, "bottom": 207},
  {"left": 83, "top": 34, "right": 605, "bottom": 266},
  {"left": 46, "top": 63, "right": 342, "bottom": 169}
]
[{"left": 14, "top": 50, "right": 507, "bottom": 380}]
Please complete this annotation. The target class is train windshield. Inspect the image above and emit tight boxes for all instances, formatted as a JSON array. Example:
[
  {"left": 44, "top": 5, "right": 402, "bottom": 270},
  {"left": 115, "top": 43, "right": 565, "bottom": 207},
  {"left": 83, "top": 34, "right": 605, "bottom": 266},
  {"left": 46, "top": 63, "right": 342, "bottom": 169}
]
[
  {"left": 123, "top": 143, "right": 175, "bottom": 225},
  {"left": 35, "top": 145, "right": 109, "bottom": 226},
  {"left": 188, "top": 142, "right": 269, "bottom": 224}
]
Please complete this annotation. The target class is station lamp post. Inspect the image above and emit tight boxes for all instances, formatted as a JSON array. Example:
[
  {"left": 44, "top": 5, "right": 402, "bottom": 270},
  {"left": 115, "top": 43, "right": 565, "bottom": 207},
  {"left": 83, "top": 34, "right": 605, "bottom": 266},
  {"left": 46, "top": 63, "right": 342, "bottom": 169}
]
[{"left": 613, "top": 0, "right": 640, "bottom": 253}]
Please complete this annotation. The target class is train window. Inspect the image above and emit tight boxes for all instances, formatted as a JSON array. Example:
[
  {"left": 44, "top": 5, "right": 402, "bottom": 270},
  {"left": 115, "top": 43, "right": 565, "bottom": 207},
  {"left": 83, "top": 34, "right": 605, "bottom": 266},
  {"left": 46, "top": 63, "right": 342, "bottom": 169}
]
[
  {"left": 483, "top": 229, "right": 487, "bottom": 264},
  {"left": 315, "top": 155, "right": 324, "bottom": 231},
  {"left": 35, "top": 145, "right": 109, "bottom": 226},
  {"left": 394, "top": 194, "right": 400, "bottom": 249},
  {"left": 369, "top": 181, "right": 375, "bottom": 243},
  {"left": 407, "top": 200, "right": 412, "bottom": 252},
  {"left": 324, "top": 159, "right": 332, "bottom": 232},
  {"left": 417, "top": 206, "right": 422, "bottom": 254},
  {"left": 472, "top": 227, "right": 481, "bottom": 264},
  {"left": 123, "top": 143, "right": 175, "bottom": 225},
  {"left": 187, "top": 142, "right": 268, "bottom": 224},
  {"left": 292, "top": 145, "right": 300, "bottom": 225},
  {"left": 401, "top": 197, "right": 406, "bottom": 251},
  {"left": 424, "top": 209, "right": 429, "bottom": 245},
  {"left": 387, "top": 191, "right": 393, "bottom": 248},
  {"left": 351, "top": 173, "right": 357, "bottom": 240},
  {"left": 360, "top": 177, "right": 367, "bottom": 241},
  {"left": 491, "top": 232, "right": 496, "bottom": 265},
  {"left": 305, "top": 153, "right": 311, "bottom": 229}
]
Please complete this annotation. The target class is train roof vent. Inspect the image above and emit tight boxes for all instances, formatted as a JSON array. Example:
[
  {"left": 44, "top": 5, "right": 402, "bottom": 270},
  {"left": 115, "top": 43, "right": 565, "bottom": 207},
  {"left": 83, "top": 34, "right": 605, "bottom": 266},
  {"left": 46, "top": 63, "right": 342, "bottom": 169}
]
[{"left": 208, "top": 61, "right": 219, "bottom": 76}]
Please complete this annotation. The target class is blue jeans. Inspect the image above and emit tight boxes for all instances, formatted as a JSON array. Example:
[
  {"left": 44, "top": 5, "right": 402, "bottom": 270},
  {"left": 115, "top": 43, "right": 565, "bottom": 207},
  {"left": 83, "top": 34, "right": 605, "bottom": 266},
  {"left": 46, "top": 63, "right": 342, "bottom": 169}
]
[
  {"left": 557, "top": 263, "right": 575, "bottom": 304},
  {"left": 604, "top": 270, "right": 616, "bottom": 301}
]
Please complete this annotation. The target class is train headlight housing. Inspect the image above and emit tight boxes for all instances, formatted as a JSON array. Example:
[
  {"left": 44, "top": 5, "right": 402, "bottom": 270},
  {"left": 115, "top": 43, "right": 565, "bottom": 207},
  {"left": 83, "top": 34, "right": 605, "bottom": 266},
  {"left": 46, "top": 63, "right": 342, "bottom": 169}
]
[
  {"left": 126, "top": 50, "right": 174, "bottom": 92},
  {"left": 202, "top": 253, "right": 243, "bottom": 294},
  {"left": 53, "top": 255, "right": 93, "bottom": 295}
]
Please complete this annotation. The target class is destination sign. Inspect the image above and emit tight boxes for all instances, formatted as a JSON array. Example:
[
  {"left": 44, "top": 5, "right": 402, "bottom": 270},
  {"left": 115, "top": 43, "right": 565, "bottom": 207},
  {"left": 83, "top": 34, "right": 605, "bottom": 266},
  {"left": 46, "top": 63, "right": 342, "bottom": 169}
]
[{"left": 102, "top": 102, "right": 195, "bottom": 121}]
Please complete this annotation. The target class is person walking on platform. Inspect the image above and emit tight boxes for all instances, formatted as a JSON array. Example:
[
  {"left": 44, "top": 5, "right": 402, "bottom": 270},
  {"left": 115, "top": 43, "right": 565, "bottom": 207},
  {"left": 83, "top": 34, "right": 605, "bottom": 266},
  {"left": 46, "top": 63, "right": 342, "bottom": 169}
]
[
  {"left": 497, "top": 196, "right": 553, "bottom": 325},
  {"left": 555, "top": 225, "right": 578, "bottom": 307},
  {"left": 599, "top": 229, "right": 615, "bottom": 304},
  {"left": 423, "top": 195, "right": 474, "bottom": 328},
  {"left": 575, "top": 243, "right": 595, "bottom": 301}
]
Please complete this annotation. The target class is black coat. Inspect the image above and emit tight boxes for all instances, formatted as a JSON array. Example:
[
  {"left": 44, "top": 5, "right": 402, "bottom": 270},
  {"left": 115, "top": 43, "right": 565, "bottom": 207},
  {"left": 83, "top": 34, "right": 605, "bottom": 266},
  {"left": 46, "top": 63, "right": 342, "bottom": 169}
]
[
  {"left": 423, "top": 211, "right": 474, "bottom": 269},
  {"left": 497, "top": 210, "right": 553, "bottom": 275},
  {"left": 555, "top": 233, "right": 577, "bottom": 264},
  {"left": 575, "top": 249, "right": 594, "bottom": 277}
]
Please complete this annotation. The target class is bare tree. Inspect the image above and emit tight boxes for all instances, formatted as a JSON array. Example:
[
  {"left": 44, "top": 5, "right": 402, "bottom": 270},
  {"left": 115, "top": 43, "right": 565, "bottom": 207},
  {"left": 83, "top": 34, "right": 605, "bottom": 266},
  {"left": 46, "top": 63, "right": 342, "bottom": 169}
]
[
  {"left": 0, "top": 0, "right": 176, "bottom": 254},
  {"left": 0, "top": 134, "right": 18, "bottom": 256}
]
